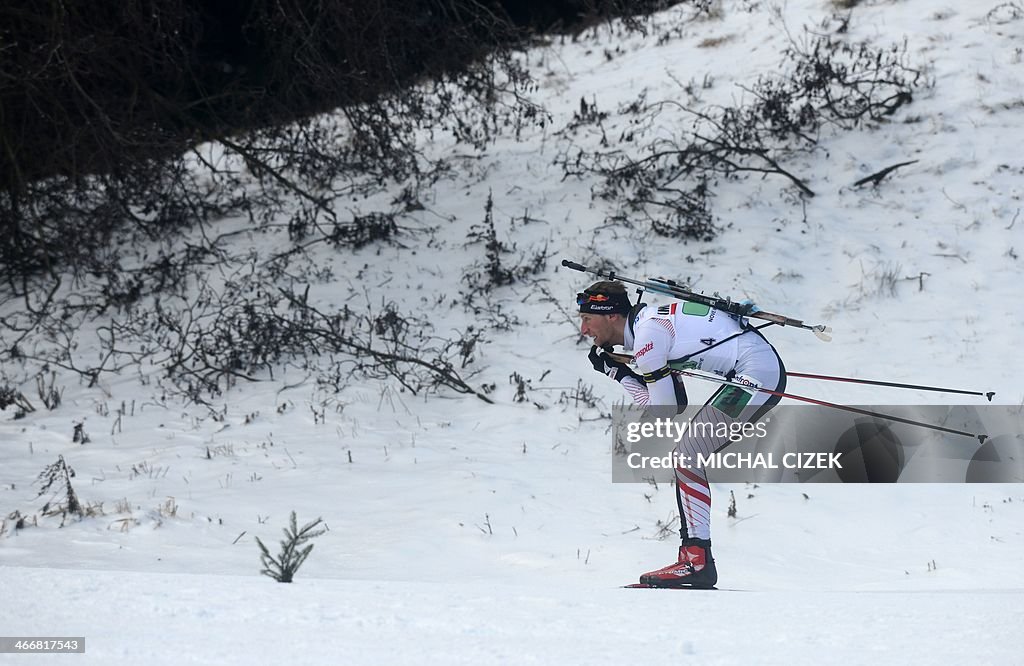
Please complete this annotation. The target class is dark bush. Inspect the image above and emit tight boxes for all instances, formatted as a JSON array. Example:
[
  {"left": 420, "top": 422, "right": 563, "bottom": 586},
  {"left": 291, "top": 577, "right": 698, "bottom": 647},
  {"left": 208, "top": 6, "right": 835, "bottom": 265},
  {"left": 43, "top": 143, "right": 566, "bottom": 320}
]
[
  {"left": 0, "top": 1, "right": 684, "bottom": 284},
  {"left": 0, "top": 0, "right": 685, "bottom": 403}
]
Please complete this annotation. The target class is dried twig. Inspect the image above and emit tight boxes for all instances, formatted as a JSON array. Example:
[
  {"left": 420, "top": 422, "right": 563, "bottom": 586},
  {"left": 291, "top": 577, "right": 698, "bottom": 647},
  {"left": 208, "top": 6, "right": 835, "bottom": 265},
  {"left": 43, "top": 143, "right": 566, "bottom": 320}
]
[{"left": 852, "top": 159, "right": 919, "bottom": 188}]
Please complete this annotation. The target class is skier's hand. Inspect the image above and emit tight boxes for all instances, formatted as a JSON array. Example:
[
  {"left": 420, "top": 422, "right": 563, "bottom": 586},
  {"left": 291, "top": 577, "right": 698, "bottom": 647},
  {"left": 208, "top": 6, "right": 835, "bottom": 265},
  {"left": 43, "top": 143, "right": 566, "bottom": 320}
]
[{"left": 588, "top": 346, "right": 642, "bottom": 384}]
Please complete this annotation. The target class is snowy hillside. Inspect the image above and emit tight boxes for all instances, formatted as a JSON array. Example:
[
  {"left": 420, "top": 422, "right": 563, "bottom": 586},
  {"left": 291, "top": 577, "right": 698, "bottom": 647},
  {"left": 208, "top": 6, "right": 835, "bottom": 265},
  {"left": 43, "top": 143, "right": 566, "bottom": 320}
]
[{"left": 2, "top": 1, "right": 1024, "bottom": 663}]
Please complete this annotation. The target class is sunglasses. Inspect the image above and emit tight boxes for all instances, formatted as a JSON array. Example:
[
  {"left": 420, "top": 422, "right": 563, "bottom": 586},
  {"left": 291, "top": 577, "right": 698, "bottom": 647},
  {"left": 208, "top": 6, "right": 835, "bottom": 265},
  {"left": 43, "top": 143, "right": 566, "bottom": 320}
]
[{"left": 576, "top": 292, "right": 611, "bottom": 305}]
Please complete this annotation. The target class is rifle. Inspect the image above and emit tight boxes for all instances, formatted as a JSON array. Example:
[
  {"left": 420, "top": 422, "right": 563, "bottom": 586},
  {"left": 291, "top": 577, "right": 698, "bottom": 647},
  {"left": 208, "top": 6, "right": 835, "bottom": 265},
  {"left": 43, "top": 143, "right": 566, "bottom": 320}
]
[{"left": 563, "top": 259, "right": 832, "bottom": 341}]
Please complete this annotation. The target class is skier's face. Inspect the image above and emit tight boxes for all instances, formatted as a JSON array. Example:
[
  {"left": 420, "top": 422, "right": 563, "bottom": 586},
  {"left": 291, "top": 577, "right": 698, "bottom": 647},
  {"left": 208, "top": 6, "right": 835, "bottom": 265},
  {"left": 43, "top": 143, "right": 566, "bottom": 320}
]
[{"left": 580, "top": 313, "right": 622, "bottom": 348}]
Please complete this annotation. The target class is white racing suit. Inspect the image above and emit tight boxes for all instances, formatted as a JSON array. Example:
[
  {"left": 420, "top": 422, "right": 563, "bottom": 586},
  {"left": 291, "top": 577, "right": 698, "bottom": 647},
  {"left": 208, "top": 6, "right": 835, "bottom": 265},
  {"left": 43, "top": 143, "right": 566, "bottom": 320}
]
[{"left": 621, "top": 302, "right": 786, "bottom": 541}]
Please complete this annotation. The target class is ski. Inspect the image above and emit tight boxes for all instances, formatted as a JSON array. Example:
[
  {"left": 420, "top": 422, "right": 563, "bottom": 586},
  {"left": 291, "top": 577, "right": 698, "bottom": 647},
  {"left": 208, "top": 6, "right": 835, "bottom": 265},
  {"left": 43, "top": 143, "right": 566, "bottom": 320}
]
[{"left": 623, "top": 583, "right": 737, "bottom": 590}]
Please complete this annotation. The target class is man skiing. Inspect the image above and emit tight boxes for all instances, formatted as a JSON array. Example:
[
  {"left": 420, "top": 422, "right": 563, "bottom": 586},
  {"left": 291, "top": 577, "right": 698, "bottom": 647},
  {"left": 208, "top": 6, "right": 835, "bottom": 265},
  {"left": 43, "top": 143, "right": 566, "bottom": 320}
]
[{"left": 577, "top": 280, "right": 786, "bottom": 588}]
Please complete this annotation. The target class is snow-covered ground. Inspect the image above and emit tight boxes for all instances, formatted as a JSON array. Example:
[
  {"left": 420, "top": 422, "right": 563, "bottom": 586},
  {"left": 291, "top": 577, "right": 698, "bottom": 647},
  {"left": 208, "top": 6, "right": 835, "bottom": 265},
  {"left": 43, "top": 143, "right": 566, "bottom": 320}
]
[{"left": 2, "top": 1, "right": 1024, "bottom": 663}]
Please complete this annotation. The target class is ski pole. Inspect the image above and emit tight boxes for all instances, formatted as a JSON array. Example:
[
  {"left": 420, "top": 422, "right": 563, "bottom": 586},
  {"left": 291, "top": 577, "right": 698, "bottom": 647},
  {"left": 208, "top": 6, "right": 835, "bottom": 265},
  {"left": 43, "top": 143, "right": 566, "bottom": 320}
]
[
  {"left": 784, "top": 371, "right": 996, "bottom": 401},
  {"left": 607, "top": 344, "right": 995, "bottom": 401},
  {"left": 668, "top": 366, "right": 989, "bottom": 444},
  {"left": 563, "top": 259, "right": 832, "bottom": 341},
  {"left": 605, "top": 350, "right": 989, "bottom": 442}
]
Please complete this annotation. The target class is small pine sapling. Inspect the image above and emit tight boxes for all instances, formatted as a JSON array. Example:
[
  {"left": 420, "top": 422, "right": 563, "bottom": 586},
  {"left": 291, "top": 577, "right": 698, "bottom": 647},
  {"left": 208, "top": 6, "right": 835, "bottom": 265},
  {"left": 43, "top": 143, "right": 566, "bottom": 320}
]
[
  {"left": 36, "top": 455, "right": 83, "bottom": 524},
  {"left": 255, "top": 511, "right": 326, "bottom": 583}
]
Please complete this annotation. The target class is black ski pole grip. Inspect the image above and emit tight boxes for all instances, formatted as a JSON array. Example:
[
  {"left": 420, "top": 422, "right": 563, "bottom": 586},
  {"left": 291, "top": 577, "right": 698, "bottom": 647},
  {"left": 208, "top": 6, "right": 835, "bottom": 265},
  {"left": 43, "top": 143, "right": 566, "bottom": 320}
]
[{"left": 562, "top": 259, "right": 587, "bottom": 272}]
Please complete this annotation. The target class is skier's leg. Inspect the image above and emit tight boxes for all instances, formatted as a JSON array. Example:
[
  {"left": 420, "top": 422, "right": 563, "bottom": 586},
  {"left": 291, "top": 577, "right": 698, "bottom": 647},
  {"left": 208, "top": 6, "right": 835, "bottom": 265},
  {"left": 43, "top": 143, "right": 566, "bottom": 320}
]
[
  {"left": 640, "top": 396, "right": 734, "bottom": 587},
  {"left": 674, "top": 398, "right": 734, "bottom": 541},
  {"left": 642, "top": 350, "right": 785, "bottom": 587}
]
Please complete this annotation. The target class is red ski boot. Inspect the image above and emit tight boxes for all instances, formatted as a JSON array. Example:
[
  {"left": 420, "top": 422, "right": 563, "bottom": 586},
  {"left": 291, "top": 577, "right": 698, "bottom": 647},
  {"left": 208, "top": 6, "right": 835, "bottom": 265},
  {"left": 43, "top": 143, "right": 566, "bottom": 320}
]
[{"left": 638, "top": 538, "right": 718, "bottom": 588}]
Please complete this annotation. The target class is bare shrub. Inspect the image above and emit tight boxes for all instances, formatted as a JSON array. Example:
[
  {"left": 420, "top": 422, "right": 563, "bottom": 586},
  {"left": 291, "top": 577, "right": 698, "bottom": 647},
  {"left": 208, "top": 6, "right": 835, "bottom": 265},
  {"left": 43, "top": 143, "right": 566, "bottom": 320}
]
[
  {"left": 561, "top": 20, "right": 928, "bottom": 240},
  {"left": 460, "top": 192, "right": 552, "bottom": 312},
  {"left": 0, "top": 384, "right": 35, "bottom": 416}
]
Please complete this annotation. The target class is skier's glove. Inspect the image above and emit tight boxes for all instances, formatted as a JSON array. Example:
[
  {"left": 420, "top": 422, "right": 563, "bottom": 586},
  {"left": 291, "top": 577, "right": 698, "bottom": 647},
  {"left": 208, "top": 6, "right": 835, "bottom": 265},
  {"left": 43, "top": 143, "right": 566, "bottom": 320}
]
[{"left": 588, "top": 346, "right": 643, "bottom": 384}]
